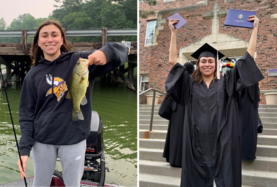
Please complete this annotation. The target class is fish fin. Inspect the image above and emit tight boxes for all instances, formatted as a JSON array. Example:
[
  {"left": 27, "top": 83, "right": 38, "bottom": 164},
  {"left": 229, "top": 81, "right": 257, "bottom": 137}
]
[
  {"left": 80, "top": 96, "right": 87, "bottom": 105},
  {"left": 79, "top": 77, "right": 85, "bottom": 84},
  {"left": 72, "top": 111, "right": 78, "bottom": 121},
  {"left": 77, "top": 111, "right": 84, "bottom": 120},
  {"left": 66, "top": 91, "right": 71, "bottom": 99}
]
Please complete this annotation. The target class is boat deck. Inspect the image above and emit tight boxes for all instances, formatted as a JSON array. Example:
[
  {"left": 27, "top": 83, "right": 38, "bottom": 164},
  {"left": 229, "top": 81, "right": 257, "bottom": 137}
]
[{"left": 1, "top": 177, "right": 118, "bottom": 187}]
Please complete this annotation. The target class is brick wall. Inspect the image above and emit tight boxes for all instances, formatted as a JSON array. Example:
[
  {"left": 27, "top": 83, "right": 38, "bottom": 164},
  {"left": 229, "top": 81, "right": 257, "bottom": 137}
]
[{"left": 139, "top": 0, "right": 277, "bottom": 104}]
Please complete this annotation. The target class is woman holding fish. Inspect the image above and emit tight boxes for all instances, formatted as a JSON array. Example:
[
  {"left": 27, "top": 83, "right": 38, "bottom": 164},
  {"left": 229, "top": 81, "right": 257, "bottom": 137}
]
[{"left": 16, "top": 20, "right": 128, "bottom": 186}]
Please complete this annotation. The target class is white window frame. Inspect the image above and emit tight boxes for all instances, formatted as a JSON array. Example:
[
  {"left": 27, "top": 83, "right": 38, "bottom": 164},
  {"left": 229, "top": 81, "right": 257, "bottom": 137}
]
[
  {"left": 145, "top": 20, "right": 157, "bottom": 46},
  {"left": 140, "top": 74, "right": 149, "bottom": 91}
]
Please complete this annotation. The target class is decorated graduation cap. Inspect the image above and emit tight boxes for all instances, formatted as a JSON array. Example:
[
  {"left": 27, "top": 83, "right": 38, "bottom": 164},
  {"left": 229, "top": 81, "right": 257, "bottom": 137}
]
[
  {"left": 222, "top": 57, "right": 234, "bottom": 68},
  {"left": 191, "top": 43, "right": 225, "bottom": 79}
]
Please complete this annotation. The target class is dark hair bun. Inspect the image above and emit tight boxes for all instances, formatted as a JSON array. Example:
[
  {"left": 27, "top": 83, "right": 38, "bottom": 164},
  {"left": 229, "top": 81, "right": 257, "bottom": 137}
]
[{"left": 184, "top": 62, "right": 195, "bottom": 75}]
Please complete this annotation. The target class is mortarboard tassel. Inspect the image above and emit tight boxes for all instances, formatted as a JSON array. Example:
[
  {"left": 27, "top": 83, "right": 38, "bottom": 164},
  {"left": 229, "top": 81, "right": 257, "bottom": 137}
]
[{"left": 217, "top": 50, "right": 220, "bottom": 79}]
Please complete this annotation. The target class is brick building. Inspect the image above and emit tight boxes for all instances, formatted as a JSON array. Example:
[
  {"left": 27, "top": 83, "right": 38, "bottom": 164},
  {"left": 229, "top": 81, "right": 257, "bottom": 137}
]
[{"left": 139, "top": 0, "right": 277, "bottom": 104}]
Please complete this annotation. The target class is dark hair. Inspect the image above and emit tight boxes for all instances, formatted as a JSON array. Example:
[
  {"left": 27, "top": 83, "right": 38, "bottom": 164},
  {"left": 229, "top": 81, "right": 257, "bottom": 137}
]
[
  {"left": 192, "top": 58, "right": 217, "bottom": 83},
  {"left": 31, "top": 19, "right": 74, "bottom": 67}
]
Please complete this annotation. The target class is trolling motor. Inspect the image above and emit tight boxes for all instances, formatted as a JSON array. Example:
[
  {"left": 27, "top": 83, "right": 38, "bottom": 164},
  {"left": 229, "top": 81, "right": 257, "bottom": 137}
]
[
  {"left": 52, "top": 111, "right": 108, "bottom": 187},
  {"left": 82, "top": 111, "right": 109, "bottom": 185}
]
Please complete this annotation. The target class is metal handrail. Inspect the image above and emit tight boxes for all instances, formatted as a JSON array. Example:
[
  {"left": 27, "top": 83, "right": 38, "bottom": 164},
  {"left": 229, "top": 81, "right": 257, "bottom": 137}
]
[
  {"left": 0, "top": 29, "right": 137, "bottom": 38},
  {"left": 139, "top": 88, "right": 166, "bottom": 131}
]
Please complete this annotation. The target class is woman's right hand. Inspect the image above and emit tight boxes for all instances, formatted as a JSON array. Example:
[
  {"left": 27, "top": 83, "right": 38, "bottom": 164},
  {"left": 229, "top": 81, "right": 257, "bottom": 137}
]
[
  {"left": 17, "top": 156, "right": 28, "bottom": 179},
  {"left": 168, "top": 19, "right": 178, "bottom": 33}
]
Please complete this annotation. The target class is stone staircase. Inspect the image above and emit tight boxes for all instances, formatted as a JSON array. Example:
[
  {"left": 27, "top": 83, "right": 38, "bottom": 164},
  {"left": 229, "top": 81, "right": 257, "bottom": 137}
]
[{"left": 139, "top": 104, "right": 277, "bottom": 187}]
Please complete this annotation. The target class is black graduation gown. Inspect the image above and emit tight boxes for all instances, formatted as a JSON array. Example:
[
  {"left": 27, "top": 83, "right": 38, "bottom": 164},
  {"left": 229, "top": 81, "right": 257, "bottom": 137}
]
[
  {"left": 238, "top": 83, "right": 260, "bottom": 161},
  {"left": 163, "top": 98, "right": 185, "bottom": 167},
  {"left": 165, "top": 52, "right": 264, "bottom": 187}
]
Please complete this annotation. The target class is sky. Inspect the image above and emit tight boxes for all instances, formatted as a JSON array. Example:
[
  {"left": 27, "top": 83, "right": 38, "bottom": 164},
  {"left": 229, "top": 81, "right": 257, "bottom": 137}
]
[{"left": 0, "top": 0, "right": 62, "bottom": 27}]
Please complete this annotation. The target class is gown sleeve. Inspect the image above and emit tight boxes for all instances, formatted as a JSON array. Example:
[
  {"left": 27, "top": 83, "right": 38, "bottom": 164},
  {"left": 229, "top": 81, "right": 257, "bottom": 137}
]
[
  {"left": 165, "top": 63, "right": 191, "bottom": 106},
  {"left": 225, "top": 51, "right": 264, "bottom": 96}
]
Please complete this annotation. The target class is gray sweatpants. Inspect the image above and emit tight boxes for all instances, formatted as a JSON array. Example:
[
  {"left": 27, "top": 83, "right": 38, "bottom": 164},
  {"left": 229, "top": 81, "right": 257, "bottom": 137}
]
[{"left": 32, "top": 140, "right": 86, "bottom": 187}]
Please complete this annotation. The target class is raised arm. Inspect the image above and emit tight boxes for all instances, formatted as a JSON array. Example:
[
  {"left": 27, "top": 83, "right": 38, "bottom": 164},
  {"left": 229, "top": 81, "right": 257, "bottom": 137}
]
[
  {"left": 225, "top": 15, "right": 263, "bottom": 94},
  {"left": 169, "top": 19, "right": 178, "bottom": 68},
  {"left": 247, "top": 15, "right": 259, "bottom": 58}
]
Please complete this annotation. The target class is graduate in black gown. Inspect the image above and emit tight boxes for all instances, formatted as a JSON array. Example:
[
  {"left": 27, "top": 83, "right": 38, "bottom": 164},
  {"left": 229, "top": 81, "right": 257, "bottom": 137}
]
[
  {"left": 166, "top": 16, "right": 263, "bottom": 187},
  {"left": 238, "top": 75, "right": 261, "bottom": 161},
  {"left": 163, "top": 62, "right": 195, "bottom": 167},
  {"left": 223, "top": 58, "right": 261, "bottom": 161}
]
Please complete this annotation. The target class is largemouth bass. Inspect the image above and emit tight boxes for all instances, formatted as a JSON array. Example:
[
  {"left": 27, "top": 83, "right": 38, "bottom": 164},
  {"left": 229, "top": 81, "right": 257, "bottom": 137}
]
[{"left": 66, "top": 57, "right": 89, "bottom": 121}]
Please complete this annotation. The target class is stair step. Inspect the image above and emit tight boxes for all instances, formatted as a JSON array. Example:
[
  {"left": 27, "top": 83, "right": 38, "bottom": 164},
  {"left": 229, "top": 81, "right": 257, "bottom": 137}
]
[
  {"left": 139, "top": 148, "right": 164, "bottom": 162},
  {"left": 242, "top": 156, "right": 277, "bottom": 172},
  {"left": 140, "top": 160, "right": 181, "bottom": 178},
  {"left": 139, "top": 130, "right": 167, "bottom": 139},
  {"left": 262, "top": 128, "right": 277, "bottom": 135},
  {"left": 139, "top": 105, "right": 160, "bottom": 109},
  {"left": 139, "top": 104, "right": 276, "bottom": 108},
  {"left": 139, "top": 124, "right": 168, "bottom": 131},
  {"left": 139, "top": 111, "right": 159, "bottom": 115},
  {"left": 259, "top": 112, "right": 277, "bottom": 117},
  {"left": 261, "top": 123, "right": 277, "bottom": 128},
  {"left": 258, "top": 135, "right": 277, "bottom": 145},
  {"left": 138, "top": 157, "right": 277, "bottom": 180},
  {"left": 140, "top": 138, "right": 277, "bottom": 151},
  {"left": 258, "top": 105, "right": 277, "bottom": 108},
  {"left": 256, "top": 145, "right": 277, "bottom": 157},
  {"left": 139, "top": 160, "right": 277, "bottom": 186},
  {"left": 242, "top": 169, "right": 277, "bottom": 186},
  {"left": 139, "top": 173, "right": 180, "bottom": 187},
  {"left": 140, "top": 138, "right": 165, "bottom": 149},
  {"left": 260, "top": 117, "right": 277, "bottom": 123},
  {"left": 140, "top": 115, "right": 166, "bottom": 120},
  {"left": 259, "top": 108, "right": 277, "bottom": 113},
  {"left": 139, "top": 131, "right": 277, "bottom": 147},
  {"left": 139, "top": 142, "right": 277, "bottom": 159},
  {"left": 139, "top": 119, "right": 169, "bottom": 125}
]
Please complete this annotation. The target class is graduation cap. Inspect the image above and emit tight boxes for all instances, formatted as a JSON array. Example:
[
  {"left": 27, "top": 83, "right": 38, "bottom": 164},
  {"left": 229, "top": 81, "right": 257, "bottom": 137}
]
[
  {"left": 223, "top": 57, "right": 232, "bottom": 63},
  {"left": 191, "top": 43, "right": 225, "bottom": 79},
  {"left": 191, "top": 43, "right": 224, "bottom": 60},
  {"left": 222, "top": 57, "right": 234, "bottom": 68}
]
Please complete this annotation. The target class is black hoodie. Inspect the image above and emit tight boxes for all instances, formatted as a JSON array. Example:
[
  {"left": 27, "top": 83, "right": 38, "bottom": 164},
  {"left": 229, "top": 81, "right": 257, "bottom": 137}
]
[{"left": 19, "top": 42, "right": 128, "bottom": 156}]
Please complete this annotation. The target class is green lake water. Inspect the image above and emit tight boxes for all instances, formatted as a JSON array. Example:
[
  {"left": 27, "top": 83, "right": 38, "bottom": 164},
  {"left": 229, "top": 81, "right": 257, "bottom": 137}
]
[{"left": 0, "top": 79, "right": 137, "bottom": 186}]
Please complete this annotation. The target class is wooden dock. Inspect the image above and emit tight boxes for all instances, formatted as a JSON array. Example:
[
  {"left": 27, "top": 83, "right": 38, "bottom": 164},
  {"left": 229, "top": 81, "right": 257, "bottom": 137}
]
[{"left": 0, "top": 29, "right": 137, "bottom": 92}]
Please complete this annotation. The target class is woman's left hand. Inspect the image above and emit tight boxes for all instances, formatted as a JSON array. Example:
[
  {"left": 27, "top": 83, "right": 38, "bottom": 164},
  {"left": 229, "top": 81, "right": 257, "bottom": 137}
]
[
  {"left": 248, "top": 15, "right": 259, "bottom": 29},
  {"left": 87, "top": 50, "right": 107, "bottom": 66}
]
